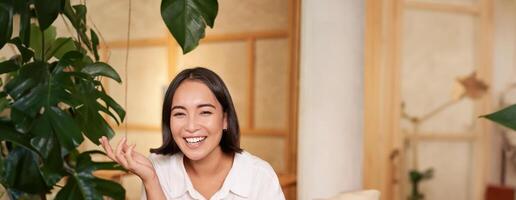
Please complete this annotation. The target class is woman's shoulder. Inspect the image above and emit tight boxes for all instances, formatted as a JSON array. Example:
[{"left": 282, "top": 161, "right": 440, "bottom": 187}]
[
  {"left": 237, "top": 151, "right": 278, "bottom": 179},
  {"left": 234, "top": 151, "right": 284, "bottom": 198}
]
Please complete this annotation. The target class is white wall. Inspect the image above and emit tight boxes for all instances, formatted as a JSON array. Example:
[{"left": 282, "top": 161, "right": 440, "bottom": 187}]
[{"left": 298, "top": 1, "right": 364, "bottom": 199}]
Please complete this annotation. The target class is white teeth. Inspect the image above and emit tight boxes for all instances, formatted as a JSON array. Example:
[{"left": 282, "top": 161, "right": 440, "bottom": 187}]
[{"left": 185, "top": 137, "right": 206, "bottom": 143}]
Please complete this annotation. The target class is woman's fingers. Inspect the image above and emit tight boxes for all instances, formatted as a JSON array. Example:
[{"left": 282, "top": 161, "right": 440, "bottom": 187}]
[
  {"left": 122, "top": 139, "right": 130, "bottom": 152},
  {"left": 124, "top": 144, "right": 136, "bottom": 169},
  {"left": 99, "top": 136, "right": 117, "bottom": 162},
  {"left": 99, "top": 136, "right": 145, "bottom": 174},
  {"left": 114, "top": 137, "right": 129, "bottom": 168}
]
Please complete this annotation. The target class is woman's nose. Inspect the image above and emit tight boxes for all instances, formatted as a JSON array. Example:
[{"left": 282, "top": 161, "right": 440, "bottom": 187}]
[{"left": 185, "top": 115, "right": 199, "bottom": 132}]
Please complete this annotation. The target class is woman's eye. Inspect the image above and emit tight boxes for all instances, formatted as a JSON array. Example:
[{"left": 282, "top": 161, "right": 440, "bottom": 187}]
[
  {"left": 200, "top": 111, "right": 213, "bottom": 115},
  {"left": 172, "top": 113, "right": 185, "bottom": 117}
]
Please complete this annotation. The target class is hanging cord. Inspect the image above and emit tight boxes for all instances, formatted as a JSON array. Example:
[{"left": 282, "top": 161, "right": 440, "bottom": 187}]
[{"left": 123, "top": 0, "right": 133, "bottom": 137}]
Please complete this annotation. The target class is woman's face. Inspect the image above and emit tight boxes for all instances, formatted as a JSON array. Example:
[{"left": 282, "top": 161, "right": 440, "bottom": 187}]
[{"left": 170, "top": 80, "right": 227, "bottom": 161}]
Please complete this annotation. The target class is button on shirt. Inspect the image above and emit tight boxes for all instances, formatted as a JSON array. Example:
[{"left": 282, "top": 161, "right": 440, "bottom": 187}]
[{"left": 141, "top": 151, "right": 285, "bottom": 200}]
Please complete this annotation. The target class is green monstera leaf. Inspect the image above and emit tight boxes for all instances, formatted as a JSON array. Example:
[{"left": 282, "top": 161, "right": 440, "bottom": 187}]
[
  {"left": 161, "top": 0, "right": 218, "bottom": 54},
  {"left": 72, "top": 77, "right": 120, "bottom": 145}
]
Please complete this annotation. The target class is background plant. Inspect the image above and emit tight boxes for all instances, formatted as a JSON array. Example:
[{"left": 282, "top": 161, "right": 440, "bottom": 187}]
[{"left": 0, "top": 0, "right": 218, "bottom": 199}]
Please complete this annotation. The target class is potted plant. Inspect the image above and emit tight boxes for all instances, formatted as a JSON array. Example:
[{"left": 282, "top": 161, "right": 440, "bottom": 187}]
[{"left": 0, "top": 0, "right": 218, "bottom": 199}]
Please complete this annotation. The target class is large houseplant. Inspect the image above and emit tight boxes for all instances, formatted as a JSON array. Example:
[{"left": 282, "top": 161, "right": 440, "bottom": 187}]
[{"left": 0, "top": 0, "right": 217, "bottom": 199}]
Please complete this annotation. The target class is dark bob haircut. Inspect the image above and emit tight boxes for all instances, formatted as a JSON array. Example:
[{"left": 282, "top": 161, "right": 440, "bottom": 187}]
[{"left": 150, "top": 67, "right": 242, "bottom": 155}]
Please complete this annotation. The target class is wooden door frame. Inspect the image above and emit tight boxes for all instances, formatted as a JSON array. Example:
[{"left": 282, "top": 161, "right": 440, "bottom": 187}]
[{"left": 363, "top": 1, "right": 493, "bottom": 200}]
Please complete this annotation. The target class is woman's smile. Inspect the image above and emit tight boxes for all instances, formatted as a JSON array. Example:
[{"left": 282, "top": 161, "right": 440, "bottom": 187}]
[
  {"left": 185, "top": 136, "right": 207, "bottom": 144},
  {"left": 184, "top": 136, "right": 208, "bottom": 149}
]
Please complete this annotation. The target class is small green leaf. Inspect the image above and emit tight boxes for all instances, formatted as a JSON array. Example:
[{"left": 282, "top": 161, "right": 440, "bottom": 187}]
[
  {"left": 72, "top": 5, "right": 87, "bottom": 25},
  {"left": 482, "top": 104, "right": 516, "bottom": 131},
  {"left": 81, "top": 62, "right": 122, "bottom": 83},
  {"left": 34, "top": 0, "right": 62, "bottom": 31},
  {"left": 90, "top": 30, "right": 100, "bottom": 61},
  {"left": 0, "top": 0, "right": 14, "bottom": 49},
  {"left": 161, "top": 0, "right": 218, "bottom": 54}
]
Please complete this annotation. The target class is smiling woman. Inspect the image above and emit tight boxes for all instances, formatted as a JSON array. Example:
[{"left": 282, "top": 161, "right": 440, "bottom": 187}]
[{"left": 100, "top": 67, "right": 285, "bottom": 200}]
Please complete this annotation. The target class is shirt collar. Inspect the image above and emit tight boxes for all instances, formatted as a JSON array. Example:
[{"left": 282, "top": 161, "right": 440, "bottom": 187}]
[
  {"left": 222, "top": 151, "right": 252, "bottom": 198},
  {"left": 169, "top": 153, "right": 190, "bottom": 199},
  {"left": 169, "top": 152, "right": 253, "bottom": 199}
]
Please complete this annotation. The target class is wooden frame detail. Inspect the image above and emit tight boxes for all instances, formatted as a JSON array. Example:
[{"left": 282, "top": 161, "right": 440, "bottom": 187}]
[
  {"left": 101, "top": 30, "right": 288, "bottom": 49},
  {"left": 406, "top": 133, "right": 476, "bottom": 142},
  {"left": 363, "top": 1, "right": 402, "bottom": 199},
  {"left": 404, "top": 0, "right": 480, "bottom": 15},
  {"left": 202, "top": 30, "right": 287, "bottom": 43},
  {"left": 247, "top": 38, "right": 256, "bottom": 129},
  {"left": 472, "top": 0, "right": 493, "bottom": 198}
]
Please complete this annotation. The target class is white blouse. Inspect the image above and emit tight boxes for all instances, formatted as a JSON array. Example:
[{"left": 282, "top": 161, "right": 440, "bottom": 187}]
[{"left": 141, "top": 151, "right": 285, "bottom": 200}]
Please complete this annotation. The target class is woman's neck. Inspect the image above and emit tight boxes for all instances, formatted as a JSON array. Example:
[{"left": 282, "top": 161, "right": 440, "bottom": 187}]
[{"left": 184, "top": 147, "right": 233, "bottom": 177}]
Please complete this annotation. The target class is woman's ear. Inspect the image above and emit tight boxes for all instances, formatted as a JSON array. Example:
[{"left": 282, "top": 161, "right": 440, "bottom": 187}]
[{"left": 223, "top": 112, "right": 228, "bottom": 130}]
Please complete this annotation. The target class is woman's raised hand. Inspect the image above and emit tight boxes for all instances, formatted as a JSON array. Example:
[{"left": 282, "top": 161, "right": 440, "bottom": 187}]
[{"left": 99, "top": 136, "right": 157, "bottom": 183}]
